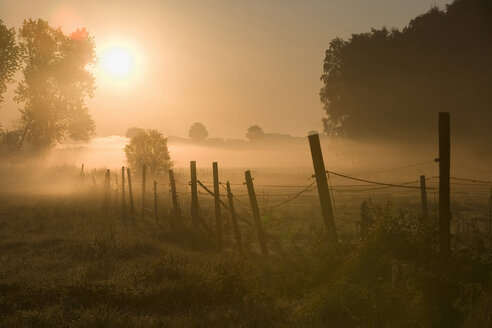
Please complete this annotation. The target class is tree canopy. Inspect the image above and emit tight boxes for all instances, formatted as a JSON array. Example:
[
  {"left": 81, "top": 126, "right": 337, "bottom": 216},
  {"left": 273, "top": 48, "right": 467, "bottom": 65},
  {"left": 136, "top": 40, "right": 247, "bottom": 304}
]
[
  {"left": 246, "top": 125, "right": 265, "bottom": 141},
  {"left": 15, "top": 19, "right": 96, "bottom": 152},
  {"left": 125, "top": 127, "right": 144, "bottom": 139},
  {"left": 320, "top": 0, "right": 492, "bottom": 146},
  {"left": 188, "top": 122, "right": 208, "bottom": 143},
  {"left": 124, "top": 129, "right": 172, "bottom": 175},
  {"left": 0, "top": 20, "right": 19, "bottom": 106}
]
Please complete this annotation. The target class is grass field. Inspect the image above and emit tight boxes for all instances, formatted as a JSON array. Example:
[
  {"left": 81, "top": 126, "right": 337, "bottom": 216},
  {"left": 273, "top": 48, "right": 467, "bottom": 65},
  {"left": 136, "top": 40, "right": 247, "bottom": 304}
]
[{"left": 0, "top": 166, "right": 491, "bottom": 327}]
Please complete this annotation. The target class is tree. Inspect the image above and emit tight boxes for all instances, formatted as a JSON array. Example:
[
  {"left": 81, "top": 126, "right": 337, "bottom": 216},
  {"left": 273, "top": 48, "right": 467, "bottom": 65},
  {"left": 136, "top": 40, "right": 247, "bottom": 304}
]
[
  {"left": 15, "top": 19, "right": 96, "bottom": 152},
  {"left": 320, "top": 0, "right": 492, "bottom": 147},
  {"left": 0, "top": 20, "right": 19, "bottom": 106},
  {"left": 246, "top": 125, "right": 264, "bottom": 141},
  {"left": 124, "top": 129, "right": 172, "bottom": 175},
  {"left": 125, "top": 127, "right": 144, "bottom": 138},
  {"left": 188, "top": 122, "right": 208, "bottom": 142}
]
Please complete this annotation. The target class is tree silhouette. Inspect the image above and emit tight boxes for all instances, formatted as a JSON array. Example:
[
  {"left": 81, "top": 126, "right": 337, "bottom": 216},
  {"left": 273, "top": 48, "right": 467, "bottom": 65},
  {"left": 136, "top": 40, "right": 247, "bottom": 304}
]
[
  {"left": 246, "top": 125, "right": 265, "bottom": 141},
  {"left": 124, "top": 129, "right": 172, "bottom": 175},
  {"left": 125, "top": 127, "right": 144, "bottom": 138},
  {"left": 188, "top": 122, "right": 208, "bottom": 143},
  {"left": 15, "top": 19, "right": 96, "bottom": 152},
  {"left": 320, "top": 0, "right": 492, "bottom": 146},
  {"left": 0, "top": 20, "right": 19, "bottom": 106}
]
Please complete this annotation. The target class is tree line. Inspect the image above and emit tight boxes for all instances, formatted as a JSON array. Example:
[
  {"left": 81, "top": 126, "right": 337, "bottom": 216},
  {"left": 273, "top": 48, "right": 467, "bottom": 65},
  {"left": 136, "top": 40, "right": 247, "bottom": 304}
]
[{"left": 320, "top": 0, "right": 491, "bottom": 151}]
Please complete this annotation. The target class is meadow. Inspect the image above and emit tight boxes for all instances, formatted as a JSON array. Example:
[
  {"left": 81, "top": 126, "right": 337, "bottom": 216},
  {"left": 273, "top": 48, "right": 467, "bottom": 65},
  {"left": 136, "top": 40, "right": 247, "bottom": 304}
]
[{"left": 0, "top": 165, "right": 490, "bottom": 327}]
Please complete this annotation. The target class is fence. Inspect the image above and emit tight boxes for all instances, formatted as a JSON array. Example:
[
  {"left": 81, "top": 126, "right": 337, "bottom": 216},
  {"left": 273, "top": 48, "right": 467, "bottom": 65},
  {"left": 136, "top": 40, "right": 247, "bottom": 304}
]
[{"left": 80, "top": 112, "right": 492, "bottom": 257}]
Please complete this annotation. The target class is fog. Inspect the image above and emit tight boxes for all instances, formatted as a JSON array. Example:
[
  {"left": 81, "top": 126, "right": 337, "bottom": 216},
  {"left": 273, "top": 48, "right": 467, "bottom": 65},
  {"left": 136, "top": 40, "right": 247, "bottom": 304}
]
[{"left": 1, "top": 132, "right": 488, "bottom": 199}]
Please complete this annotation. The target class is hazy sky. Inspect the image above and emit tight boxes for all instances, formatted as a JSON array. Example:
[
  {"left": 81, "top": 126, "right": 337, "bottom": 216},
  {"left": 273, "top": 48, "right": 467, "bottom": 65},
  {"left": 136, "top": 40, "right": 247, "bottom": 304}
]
[{"left": 0, "top": 0, "right": 452, "bottom": 139}]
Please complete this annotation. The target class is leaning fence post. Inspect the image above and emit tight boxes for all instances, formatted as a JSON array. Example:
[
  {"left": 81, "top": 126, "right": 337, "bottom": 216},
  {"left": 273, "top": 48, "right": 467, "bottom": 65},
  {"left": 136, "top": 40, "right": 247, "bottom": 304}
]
[
  {"left": 190, "top": 161, "right": 199, "bottom": 229},
  {"left": 127, "top": 168, "right": 135, "bottom": 221},
  {"left": 168, "top": 169, "right": 180, "bottom": 221},
  {"left": 80, "top": 163, "right": 85, "bottom": 184},
  {"left": 141, "top": 165, "right": 146, "bottom": 220},
  {"left": 420, "top": 175, "right": 428, "bottom": 219},
  {"left": 308, "top": 133, "right": 338, "bottom": 244},
  {"left": 245, "top": 170, "right": 268, "bottom": 257},
  {"left": 226, "top": 181, "right": 243, "bottom": 255},
  {"left": 213, "top": 162, "right": 223, "bottom": 251},
  {"left": 438, "top": 112, "right": 451, "bottom": 255},
  {"left": 154, "top": 180, "right": 158, "bottom": 225}
]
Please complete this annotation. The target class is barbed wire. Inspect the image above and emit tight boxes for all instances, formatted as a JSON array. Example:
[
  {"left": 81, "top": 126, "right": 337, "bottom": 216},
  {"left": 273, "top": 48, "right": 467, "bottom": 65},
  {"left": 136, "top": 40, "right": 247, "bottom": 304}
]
[
  {"left": 450, "top": 176, "right": 492, "bottom": 185},
  {"left": 269, "top": 181, "right": 317, "bottom": 209},
  {"left": 326, "top": 170, "right": 437, "bottom": 190},
  {"left": 451, "top": 164, "right": 492, "bottom": 175},
  {"left": 339, "top": 160, "right": 435, "bottom": 177}
]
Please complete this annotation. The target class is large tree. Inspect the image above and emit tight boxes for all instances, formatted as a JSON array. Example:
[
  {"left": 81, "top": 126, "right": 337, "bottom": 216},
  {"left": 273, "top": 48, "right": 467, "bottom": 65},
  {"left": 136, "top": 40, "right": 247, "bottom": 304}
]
[
  {"left": 320, "top": 0, "right": 492, "bottom": 146},
  {"left": 15, "top": 19, "right": 96, "bottom": 151},
  {"left": 0, "top": 20, "right": 19, "bottom": 106}
]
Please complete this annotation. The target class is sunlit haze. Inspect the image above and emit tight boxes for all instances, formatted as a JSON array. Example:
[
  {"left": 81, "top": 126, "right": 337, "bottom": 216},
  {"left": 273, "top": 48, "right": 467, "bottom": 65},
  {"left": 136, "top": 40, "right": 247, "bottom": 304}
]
[
  {"left": 101, "top": 45, "right": 135, "bottom": 79},
  {"left": 0, "top": 0, "right": 453, "bottom": 138}
]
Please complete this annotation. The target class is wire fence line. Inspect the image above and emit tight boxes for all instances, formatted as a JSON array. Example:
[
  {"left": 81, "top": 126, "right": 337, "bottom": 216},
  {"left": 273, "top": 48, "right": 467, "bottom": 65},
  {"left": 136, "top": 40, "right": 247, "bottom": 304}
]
[
  {"left": 269, "top": 181, "right": 317, "bottom": 209},
  {"left": 101, "top": 161, "right": 491, "bottom": 217}
]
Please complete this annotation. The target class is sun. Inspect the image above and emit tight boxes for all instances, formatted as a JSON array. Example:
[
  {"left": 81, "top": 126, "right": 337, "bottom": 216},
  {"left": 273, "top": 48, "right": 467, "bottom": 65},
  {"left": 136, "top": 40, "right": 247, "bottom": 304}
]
[{"left": 101, "top": 45, "right": 135, "bottom": 79}]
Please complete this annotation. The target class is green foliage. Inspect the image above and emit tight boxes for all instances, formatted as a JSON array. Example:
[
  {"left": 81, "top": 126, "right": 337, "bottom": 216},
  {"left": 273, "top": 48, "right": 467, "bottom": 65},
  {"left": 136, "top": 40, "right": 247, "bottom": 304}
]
[
  {"left": 320, "top": 0, "right": 492, "bottom": 147},
  {"left": 124, "top": 129, "right": 172, "bottom": 175},
  {"left": 188, "top": 122, "right": 208, "bottom": 143},
  {"left": 296, "top": 203, "right": 491, "bottom": 328},
  {"left": 0, "top": 20, "right": 19, "bottom": 106},
  {"left": 15, "top": 19, "right": 96, "bottom": 152}
]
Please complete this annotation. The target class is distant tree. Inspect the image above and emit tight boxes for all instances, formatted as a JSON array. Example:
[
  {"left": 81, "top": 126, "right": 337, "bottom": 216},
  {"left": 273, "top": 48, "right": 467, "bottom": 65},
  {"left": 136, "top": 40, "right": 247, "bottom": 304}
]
[
  {"left": 15, "top": 19, "right": 96, "bottom": 152},
  {"left": 0, "top": 20, "right": 19, "bottom": 106},
  {"left": 124, "top": 129, "right": 172, "bottom": 175},
  {"left": 125, "top": 127, "right": 144, "bottom": 138},
  {"left": 246, "top": 125, "right": 265, "bottom": 141},
  {"left": 188, "top": 122, "right": 208, "bottom": 142},
  {"left": 320, "top": 0, "right": 492, "bottom": 146}
]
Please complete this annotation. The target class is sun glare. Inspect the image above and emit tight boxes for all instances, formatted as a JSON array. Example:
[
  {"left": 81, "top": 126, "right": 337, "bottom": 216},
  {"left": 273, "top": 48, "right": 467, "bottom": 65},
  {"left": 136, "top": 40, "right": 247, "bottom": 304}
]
[{"left": 101, "top": 45, "right": 135, "bottom": 79}]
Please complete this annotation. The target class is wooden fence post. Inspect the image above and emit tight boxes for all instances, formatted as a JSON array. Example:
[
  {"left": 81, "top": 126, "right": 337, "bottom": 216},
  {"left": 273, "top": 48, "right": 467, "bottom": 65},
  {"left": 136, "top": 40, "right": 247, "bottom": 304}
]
[
  {"left": 488, "top": 188, "right": 491, "bottom": 245},
  {"left": 245, "top": 170, "right": 268, "bottom": 257},
  {"left": 420, "top": 175, "right": 428, "bottom": 219},
  {"left": 114, "top": 172, "right": 119, "bottom": 206},
  {"left": 308, "top": 133, "right": 338, "bottom": 244},
  {"left": 154, "top": 180, "right": 158, "bottom": 225},
  {"left": 168, "top": 169, "right": 180, "bottom": 220},
  {"left": 226, "top": 181, "right": 243, "bottom": 255},
  {"left": 439, "top": 112, "right": 451, "bottom": 255},
  {"left": 80, "top": 163, "right": 85, "bottom": 184},
  {"left": 127, "top": 168, "right": 135, "bottom": 221},
  {"left": 190, "top": 161, "right": 199, "bottom": 229},
  {"left": 121, "top": 166, "right": 126, "bottom": 220},
  {"left": 104, "top": 169, "right": 110, "bottom": 215},
  {"left": 141, "top": 165, "right": 146, "bottom": 220},
  {"left": 213, "top": 162, "right": 222, "bottom": 251}
]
